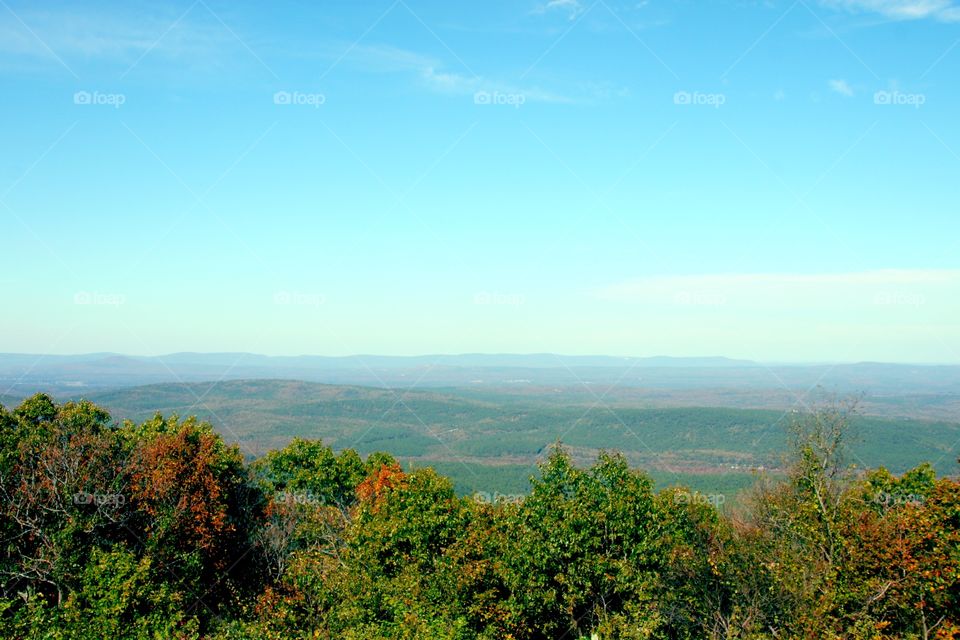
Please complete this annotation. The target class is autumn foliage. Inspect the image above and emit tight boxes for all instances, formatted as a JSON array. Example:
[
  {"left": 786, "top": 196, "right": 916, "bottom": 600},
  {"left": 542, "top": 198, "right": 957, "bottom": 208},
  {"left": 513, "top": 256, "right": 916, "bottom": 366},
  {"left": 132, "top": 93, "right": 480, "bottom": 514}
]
[
  {"left": 355, "top": 462, "right": 407, "bottom": 507},
  {"left": 128, "top": 417, "right": 238, "bottom": 557},
  {"left": 1, "top": 394, "right": 958, "bottom": 639}
]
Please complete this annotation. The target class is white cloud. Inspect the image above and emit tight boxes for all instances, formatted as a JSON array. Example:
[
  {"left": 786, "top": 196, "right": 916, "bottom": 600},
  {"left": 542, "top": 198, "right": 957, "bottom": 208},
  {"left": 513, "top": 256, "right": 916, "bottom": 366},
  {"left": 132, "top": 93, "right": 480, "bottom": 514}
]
[
  {"left": 0, "top": 8, "right": 234, "bottom": 62},
  {"left": 0, "top": 7, "right": 579, "bottom": 104},
  {"left": 828, "top": 79, "right": 854, "bottom": 96},
  {"left": 330, "top": 44, "right": 436, "bottom": 74},
  {"left": 533, "top": 0, "right": 586, "bottom": 20},
  {"left": 594, "top": 269, "right": 960, "bottom": 305},
  {"left": 585, "top": 269, "right": 960, "bottom": 362},
  {"left": 820, "top": 0, "right": 960, "bottom": 22},
  {"left": 342, "top": 43, "right": 574, "bottom": 103},
  {"left": 422, "top": 67, "right": 573, "bottom": 103}
]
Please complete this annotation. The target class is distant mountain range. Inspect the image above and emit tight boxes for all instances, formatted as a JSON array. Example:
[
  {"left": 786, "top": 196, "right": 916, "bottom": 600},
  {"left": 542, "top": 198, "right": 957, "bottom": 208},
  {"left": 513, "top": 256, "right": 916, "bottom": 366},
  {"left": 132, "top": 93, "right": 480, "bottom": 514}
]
[
  {"left": 2, "top": 352, "right": 960, "bottom": 400},
  {"left": 0, "top": 351, "right": 757, "bottom": 371},
  {"left": 0, "top": 351, "right": 958, "bottom": 421},
  {"left": 0, "top": 352, "right": 750, "bottom": 392}
]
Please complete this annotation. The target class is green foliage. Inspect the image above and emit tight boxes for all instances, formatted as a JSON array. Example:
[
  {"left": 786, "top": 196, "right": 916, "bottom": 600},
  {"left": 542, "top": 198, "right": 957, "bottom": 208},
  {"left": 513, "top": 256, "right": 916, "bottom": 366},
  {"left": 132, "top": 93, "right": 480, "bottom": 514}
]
[
  {"left": 495, "top": 449, "right": 664, "bottom": 638},
  {"left": 863, "top": 462, "right": 937, "bottom": 512},
  {"left": 250, "top": 437, "right": 387, "bottom": 509},
  {"left": 0, "top": 395, "right": 129, "bottom": 607},
  {"left": 13, "top": 392, "right": 58, "bottom": 427},
  {"left": 56, "top": 545, "right": 199, "bottom": 640},
  {"left": 2, "top": 394, "right": 958, "bottom": 640},
  {"left": 0, "top": 398, "right": 256, "bottom": 636}
]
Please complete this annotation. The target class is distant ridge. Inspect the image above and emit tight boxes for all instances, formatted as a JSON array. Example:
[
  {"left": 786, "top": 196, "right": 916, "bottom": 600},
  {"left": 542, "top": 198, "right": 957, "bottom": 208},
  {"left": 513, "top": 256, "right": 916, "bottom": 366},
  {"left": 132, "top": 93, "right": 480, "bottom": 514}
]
[
  {"left": 23, "top": 378, "right": 960, "bottom": 476},
  {"left": 0, "top": 351, "right": 759, "bottom": 372},
  {"left": 120, "top": 352, "right": 758, "bottom": 368},
  {"left": 2, "top": 352, "right": 959, "bottom": 399}
]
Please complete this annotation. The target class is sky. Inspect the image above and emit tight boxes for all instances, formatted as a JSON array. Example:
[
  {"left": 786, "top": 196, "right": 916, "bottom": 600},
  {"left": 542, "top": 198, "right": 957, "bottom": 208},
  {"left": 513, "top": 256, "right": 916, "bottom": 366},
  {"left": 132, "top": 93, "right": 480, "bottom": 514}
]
[{"left": 0, "top": 0, "right": 958, "bottom": 362}]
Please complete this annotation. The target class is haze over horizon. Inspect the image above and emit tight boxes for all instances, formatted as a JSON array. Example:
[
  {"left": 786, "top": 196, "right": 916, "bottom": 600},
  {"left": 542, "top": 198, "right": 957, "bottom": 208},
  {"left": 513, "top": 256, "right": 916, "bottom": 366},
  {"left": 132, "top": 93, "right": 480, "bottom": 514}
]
[
  {"left": 2, "top": 0, "right": 958, "bottom": 362},
  {"left": 1, "top": 350, "right": 957, "bottom": 367}
]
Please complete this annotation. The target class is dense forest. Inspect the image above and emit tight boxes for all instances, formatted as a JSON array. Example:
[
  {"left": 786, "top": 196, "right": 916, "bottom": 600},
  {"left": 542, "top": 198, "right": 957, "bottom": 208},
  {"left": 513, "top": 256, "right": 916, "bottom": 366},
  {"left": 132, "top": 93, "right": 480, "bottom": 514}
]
[{"left": 1, "top": 394, "right": 957, "bottom": 639}]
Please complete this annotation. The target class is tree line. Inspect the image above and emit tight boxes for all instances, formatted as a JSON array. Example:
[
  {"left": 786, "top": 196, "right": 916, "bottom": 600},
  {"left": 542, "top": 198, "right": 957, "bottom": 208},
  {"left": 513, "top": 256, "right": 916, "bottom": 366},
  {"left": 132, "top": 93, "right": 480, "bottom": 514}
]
[{"left": 1, "top": 394, "right": 957, "bottom": 639}]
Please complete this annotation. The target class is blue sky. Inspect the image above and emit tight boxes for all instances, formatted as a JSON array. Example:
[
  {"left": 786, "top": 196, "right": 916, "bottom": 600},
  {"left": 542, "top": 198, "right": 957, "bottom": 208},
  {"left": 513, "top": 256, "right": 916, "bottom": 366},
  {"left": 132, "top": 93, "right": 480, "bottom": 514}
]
[{"left": 0, "top": 0, "right": 958, "bottom": 362}]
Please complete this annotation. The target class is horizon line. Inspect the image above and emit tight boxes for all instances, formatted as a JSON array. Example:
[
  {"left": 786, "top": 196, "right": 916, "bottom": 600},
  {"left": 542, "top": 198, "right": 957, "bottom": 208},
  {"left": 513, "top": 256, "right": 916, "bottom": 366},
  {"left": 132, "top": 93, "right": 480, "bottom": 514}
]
[{"left": 1, "top": 351, "right": 958, "bottom": 367}]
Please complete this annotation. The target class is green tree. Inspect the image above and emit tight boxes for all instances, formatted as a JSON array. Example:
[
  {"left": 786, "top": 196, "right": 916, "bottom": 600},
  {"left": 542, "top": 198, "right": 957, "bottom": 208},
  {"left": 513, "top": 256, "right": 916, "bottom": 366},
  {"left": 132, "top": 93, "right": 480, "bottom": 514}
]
[
  {"left": 0, "top": 395, "right": 129, "bottom": 607},
  {"left": 56, "top": 545, "right": 199, "bottom": 640},
  {"left": 496, "top": 448, "right": 666, "bottom": 639}
]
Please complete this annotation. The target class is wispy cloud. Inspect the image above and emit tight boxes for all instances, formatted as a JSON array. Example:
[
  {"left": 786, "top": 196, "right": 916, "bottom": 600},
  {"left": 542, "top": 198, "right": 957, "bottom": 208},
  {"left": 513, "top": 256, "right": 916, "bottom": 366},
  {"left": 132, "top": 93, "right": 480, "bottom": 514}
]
[
  {"left": 0, "top": 7, "right": 234, "bottom": 62},
  {"left": 589, "top": 270, "right": 960, "bottom": 362},
  {"left": 339, "top": 43, "right": 575, "bottom": 103},
  {"left": 820, "top": 0, "right": 960, "bottom": 22},
  {"left": 421, "top": 66, "right": 573, "bottom": 103},
  {"left": 828, "top": 78, "right": 855, "bottom": 96},
  {"left": 533, "top": 0, "right": 586, "bottom": 21},
  {"left": 327, "top": 43, "right": 435, "bottom": 74},
  {"left": 594, "top": 269, "right": 960, "bottom": 307}
]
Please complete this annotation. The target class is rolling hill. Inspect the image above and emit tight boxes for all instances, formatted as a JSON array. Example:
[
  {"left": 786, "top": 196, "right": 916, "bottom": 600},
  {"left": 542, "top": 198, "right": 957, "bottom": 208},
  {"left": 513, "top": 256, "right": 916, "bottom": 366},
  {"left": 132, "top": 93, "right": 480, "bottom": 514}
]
[{"left": 7, "top": 378, "right": 954, "bottom": 497}]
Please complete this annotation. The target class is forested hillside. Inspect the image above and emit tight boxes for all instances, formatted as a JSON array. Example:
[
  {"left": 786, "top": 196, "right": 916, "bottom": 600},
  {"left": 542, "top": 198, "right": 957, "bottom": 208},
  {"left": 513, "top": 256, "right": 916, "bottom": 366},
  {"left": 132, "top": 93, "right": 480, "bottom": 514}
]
[
  {"left": 34, "top": 380, "right": 960, "bottom": 499},
  {"left": 1, "top": 394, "right": 957, "bottom": 639}
]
